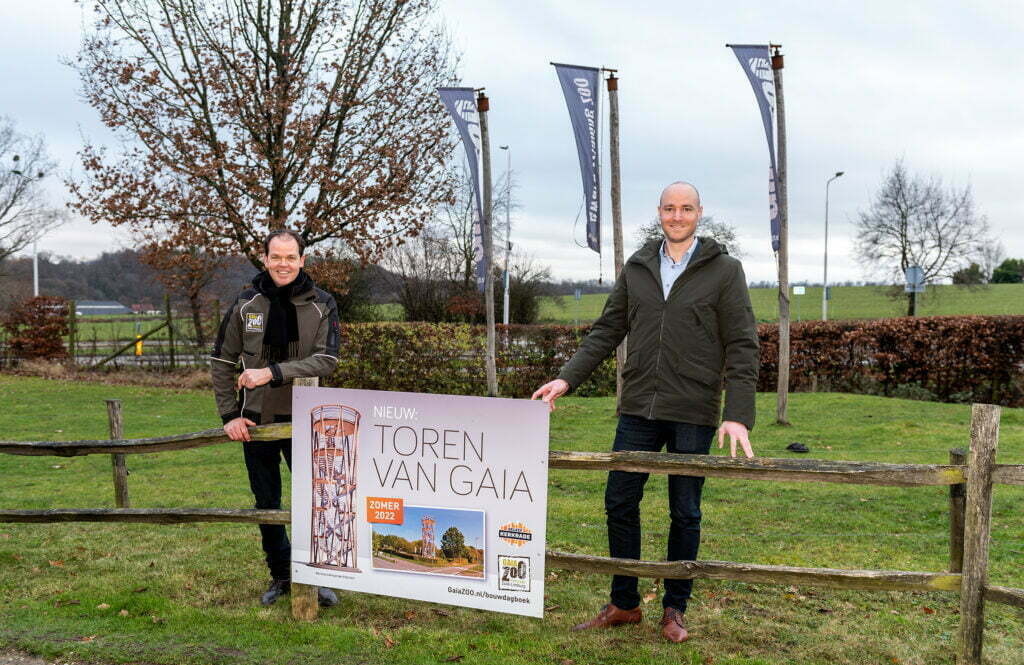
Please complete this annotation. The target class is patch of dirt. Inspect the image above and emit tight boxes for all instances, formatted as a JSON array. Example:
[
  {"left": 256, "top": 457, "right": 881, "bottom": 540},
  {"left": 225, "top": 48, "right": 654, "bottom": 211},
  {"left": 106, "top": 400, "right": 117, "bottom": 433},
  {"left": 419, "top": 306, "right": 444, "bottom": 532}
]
[
  {"left": 2, "top": 364, "right": 211, "bottom": 391},
  {"left": 1, "top": 650, "right": 51, "bottom": 665}
]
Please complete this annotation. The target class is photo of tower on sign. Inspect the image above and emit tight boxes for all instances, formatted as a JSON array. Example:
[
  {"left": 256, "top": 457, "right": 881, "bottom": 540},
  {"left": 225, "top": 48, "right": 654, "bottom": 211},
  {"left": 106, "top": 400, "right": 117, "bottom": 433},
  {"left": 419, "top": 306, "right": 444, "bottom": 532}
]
[{"left": 371, "top": 505, "right": 485, "bottom": 579}]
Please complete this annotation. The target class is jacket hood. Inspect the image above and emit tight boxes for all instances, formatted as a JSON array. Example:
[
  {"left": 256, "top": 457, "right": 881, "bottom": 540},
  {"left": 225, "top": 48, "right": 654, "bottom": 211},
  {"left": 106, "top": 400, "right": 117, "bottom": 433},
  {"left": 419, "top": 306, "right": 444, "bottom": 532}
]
[{"left": 629, "top": 236, "right": 727, "bottom": 276}]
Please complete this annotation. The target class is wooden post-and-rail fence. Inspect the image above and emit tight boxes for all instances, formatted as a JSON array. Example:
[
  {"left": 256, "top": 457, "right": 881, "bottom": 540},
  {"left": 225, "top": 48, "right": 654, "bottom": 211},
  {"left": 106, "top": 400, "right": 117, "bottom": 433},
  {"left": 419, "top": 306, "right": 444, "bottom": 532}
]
[{"left": 1, "top": 399, "right": 1021, "bottom": 665}]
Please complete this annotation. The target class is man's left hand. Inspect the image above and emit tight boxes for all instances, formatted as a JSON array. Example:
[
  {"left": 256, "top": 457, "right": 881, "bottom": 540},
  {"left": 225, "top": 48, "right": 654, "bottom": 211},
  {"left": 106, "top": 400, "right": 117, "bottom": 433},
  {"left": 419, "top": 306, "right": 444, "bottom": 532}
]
[
  {"left": 237, "top": 368, "right": 273, "bottom": 390},
  {"left": 718, "top": 420, "right": 754, "bottom": 459}
]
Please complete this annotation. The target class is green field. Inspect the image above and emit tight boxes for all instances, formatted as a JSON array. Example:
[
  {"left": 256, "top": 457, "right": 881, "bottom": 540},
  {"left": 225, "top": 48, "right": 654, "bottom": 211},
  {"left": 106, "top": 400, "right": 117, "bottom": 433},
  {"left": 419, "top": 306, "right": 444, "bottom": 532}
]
[
  {"left": 71, "top": 302, "right": 404, "bottom": 345},
  {"left": 541, "top": 283, "right": 1024, "bottom": 325},
  {"left": 1, "top": 376, "right": 1022, "bottom": 664}
]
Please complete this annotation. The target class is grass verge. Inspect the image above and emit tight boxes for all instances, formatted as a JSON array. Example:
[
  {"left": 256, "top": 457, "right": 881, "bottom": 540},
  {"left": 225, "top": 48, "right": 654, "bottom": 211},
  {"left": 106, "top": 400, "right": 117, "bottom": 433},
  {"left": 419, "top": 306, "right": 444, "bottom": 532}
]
[
  {"left": 540, "top": 283, "right": 1024, "bottom": 324},
  {"left": 0, "top": 376, "right": 1021, "bottom": 665}
]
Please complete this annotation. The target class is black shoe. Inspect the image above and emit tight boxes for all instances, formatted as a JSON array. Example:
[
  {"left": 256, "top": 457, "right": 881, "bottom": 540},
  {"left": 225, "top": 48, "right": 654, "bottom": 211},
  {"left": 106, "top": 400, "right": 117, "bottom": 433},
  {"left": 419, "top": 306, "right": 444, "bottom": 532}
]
[
  {"left": 318, "top": 587, "right": 338, "bottom": 608},
  {"left": 260, "top": 579, "right": 290, "bottom": 606}
]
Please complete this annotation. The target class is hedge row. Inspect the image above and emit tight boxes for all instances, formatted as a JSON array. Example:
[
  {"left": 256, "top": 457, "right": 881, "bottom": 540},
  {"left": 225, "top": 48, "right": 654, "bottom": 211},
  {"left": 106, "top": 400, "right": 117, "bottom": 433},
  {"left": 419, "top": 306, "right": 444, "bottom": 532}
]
[
  {"left": 328, "top": 316, "right": 1024, "bottom": 407},
  {"left": 756, "top": 316, "right": 1024, "bottom": 405},
  {"left": 330, "top": 323, "right": 615, "bottom": 398}
]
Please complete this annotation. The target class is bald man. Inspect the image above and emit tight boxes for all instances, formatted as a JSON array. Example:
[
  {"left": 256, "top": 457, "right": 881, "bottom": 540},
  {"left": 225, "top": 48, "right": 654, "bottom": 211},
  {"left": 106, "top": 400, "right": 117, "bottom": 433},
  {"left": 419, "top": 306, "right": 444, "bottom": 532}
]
[{"left": 532, "top": 182, "right": 759, "bottom": 642}]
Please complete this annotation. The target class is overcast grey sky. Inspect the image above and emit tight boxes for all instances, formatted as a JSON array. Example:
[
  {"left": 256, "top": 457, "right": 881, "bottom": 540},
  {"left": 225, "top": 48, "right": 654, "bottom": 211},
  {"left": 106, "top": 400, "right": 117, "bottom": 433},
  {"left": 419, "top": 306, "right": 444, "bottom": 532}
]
[{"left": 3, "top": 0, "right": 1021, "bottom": 285}]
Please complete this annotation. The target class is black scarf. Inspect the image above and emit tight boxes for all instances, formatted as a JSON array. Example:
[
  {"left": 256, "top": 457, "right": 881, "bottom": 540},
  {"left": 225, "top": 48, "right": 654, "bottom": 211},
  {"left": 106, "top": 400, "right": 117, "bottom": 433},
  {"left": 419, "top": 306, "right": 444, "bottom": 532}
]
[{"left": 254, "top": 269, "right": 311, "bottom": 362}]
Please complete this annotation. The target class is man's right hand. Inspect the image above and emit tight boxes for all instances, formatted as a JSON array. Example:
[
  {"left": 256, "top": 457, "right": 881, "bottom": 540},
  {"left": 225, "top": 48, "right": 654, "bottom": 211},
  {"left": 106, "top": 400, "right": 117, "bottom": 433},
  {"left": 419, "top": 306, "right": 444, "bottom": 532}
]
[
  {"left": 531, "top": 379, "right": 569, "bottom": 412},
  {"left": 224, "top": 417, "right": 257, "bottom": 442}
]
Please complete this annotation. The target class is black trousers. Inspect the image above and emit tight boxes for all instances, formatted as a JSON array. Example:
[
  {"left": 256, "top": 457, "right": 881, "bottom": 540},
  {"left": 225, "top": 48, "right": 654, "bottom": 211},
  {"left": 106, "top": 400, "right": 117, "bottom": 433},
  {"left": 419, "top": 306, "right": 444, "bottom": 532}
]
[
  {"left": 242, "top": 437, "right": 292, "bottom": 580},
  {"left": 606, "top": 414, "right": 715, "bottom": 612}
]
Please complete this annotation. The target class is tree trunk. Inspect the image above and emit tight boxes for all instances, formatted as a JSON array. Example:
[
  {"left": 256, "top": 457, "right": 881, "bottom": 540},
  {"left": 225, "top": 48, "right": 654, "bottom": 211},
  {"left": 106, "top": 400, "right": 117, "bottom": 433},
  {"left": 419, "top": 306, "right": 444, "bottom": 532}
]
[{"left": 190, "top": 293, "right": 206, "bottom": 347}]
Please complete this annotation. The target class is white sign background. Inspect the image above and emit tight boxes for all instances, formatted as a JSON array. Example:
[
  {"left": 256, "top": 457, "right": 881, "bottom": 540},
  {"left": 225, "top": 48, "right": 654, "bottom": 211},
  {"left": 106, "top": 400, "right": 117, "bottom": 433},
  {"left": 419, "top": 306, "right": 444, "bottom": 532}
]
[{"left": 291, "top": 387, "right": 550, "bottom": 617}]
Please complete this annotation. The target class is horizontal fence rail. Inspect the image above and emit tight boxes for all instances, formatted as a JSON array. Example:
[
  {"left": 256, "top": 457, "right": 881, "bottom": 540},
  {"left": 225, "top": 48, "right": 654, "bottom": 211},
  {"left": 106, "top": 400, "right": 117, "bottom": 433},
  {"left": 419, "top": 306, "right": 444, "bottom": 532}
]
[
  {"left": 2, "top": 426, "right": 1022, "bottom": 486},
  {"left": 2, "top": 509, "right": 1020, "bottom": 612}
]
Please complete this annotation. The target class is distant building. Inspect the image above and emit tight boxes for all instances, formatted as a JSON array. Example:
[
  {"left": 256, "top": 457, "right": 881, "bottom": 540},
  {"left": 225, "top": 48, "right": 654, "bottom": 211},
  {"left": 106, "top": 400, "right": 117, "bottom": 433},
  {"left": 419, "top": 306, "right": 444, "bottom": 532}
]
[
  {"left": 131, "top": 303, "right": 158, "bottom": 315},
  {"left": 76, "top": 301, "right": 131, "bottom": 316}
]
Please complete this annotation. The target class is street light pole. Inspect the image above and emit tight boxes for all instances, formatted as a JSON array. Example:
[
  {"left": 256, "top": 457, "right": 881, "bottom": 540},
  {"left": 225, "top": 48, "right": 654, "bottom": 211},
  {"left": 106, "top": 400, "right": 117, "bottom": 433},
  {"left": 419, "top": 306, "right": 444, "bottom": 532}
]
[
  {"left": 822, "top": 171, "right": 844, "bottom": 321},
  {"left": 11, "top": 154, "right": 46, "bottom": 297},
  {"left": 499, "top": 145, "right": 511, "bottom": 325}
]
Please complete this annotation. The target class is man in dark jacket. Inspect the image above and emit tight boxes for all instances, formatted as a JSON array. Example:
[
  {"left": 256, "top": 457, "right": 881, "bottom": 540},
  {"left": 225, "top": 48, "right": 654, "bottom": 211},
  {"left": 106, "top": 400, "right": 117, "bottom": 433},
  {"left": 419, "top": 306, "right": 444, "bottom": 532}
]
[
  {"left": 210, "top": 229, "right": 341, "bottom": 607},
  {"left": 532, "top": 182, "right": 759, "bottom": 642}
]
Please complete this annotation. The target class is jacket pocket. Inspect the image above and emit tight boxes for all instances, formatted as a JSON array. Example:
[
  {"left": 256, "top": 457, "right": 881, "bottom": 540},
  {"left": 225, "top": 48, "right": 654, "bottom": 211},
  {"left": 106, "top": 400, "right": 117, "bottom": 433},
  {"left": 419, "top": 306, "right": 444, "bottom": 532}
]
[
  {"left": 676, "top": 355, "right": 723, "bottom": 388},
  {"left": 693, "top": 304, "right": 719, "bottom": 346}
]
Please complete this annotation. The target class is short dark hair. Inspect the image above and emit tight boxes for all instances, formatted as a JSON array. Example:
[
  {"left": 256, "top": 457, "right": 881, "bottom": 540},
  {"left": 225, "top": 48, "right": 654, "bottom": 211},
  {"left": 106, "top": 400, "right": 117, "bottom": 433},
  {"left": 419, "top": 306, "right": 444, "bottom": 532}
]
[{"left": 263, "top": 229, "right": 305, "bottom": 256}]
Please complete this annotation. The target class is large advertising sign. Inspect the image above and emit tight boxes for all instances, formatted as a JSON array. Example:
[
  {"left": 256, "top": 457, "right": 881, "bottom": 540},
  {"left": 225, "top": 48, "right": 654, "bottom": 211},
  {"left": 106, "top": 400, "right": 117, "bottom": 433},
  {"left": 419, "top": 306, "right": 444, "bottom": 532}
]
[
  {"left": 728, "top": 44, "right": 781, "bottom": 252},
  {"left": 291, "top": 387, "right": 550, "bottom": 617},
  {"left": 552, "top": 62, "right": 601, "bottom": 254}
]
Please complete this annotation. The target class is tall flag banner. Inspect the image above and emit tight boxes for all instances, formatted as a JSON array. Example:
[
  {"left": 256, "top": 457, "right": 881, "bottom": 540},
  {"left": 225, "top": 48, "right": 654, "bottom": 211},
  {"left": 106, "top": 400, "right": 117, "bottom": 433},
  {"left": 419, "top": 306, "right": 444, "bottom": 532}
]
[
  {"left": 552, "top": 63, "right": 601, "bottom": 253},
  {"left": 438, "top": 87, "right": 487, "bottom": 290},
  {"left": 728, "top": 45, "right": 780, "bottom": 251}
]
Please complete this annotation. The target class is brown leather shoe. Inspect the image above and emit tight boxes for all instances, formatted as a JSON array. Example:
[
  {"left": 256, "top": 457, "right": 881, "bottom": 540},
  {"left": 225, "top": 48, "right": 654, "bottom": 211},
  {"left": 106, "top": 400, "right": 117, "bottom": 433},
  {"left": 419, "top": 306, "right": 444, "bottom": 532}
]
[
  {"left": 659, "top": 607, "right": 689, "bottom": 642},
  {"left": 571, "top": 603, "right": 642, "bottom": 631}
]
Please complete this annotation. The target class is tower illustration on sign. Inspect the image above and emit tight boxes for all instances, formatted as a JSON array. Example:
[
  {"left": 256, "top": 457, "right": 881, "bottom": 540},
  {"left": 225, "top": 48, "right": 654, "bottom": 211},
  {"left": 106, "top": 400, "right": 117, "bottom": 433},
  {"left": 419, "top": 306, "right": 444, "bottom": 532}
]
[
  {"left": 420, "top": 516, "right": 436, "bottom": 558},
  {"left": 309, "top": 404, "right": 361, "bottom": 572}
]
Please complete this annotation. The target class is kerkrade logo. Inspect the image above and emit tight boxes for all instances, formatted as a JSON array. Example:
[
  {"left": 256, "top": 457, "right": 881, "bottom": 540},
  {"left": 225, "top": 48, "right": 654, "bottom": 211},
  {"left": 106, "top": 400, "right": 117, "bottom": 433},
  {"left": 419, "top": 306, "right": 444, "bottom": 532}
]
[{"left": 498, "top": 522, "right": 532, "bottom": 547}]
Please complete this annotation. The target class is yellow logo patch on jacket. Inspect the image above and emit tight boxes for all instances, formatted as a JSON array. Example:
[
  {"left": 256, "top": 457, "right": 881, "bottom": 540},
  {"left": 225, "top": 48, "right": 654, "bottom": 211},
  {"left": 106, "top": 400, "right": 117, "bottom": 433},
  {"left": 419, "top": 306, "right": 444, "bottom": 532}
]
[{"left": 245, "top": 312, "right": 264, "bottom": 332}]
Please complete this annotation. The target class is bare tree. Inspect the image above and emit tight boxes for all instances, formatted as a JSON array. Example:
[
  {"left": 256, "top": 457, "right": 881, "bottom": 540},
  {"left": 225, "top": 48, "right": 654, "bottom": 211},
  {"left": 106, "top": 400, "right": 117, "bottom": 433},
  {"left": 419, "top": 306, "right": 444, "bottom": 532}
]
[
  {"left": 386, "top": 222, "right": 466, "bottom": 321},
  {"left": 68, "top": 0, "right": 458, "bottom": 280},
  {"left": 634, "top": 215, "right": 743, "bottom": 257},
  {"left": 855, "top": 160, "right": 990, "bottom": 315},
  {"left": 502, "top": 249, "right": 555, "bottom": 324},
  {"left": 0, "top": 118, "right": 67, "bottom": 265},
  {"left": 433, "top": 164, "right": 516, "bottom": 288},
  {"left": 387, "top": 163, "right": 518, "bottom": 320},
  {"left": 978, "top": 239, "right": 1005, "bottom": 282}
]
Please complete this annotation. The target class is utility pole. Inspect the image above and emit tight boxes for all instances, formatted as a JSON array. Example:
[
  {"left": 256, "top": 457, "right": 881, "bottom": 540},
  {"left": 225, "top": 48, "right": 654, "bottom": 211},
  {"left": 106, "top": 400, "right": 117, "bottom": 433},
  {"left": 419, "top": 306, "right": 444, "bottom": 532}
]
[
  {"left": 772, "top": 45, "right": 791, "bottom": 425},
  {"left": 822, "top": 171, "right": 844, "bottom": 321},
  {"left": 499, "top": 145, "right": 512, "bottom": 326},
  {"left": 606, "top": 69, "right": 625, "bottom": 406},
  {"left": 10, "top": 155, "right": 45, "bottom": 297},
  {"left": 477, "top": 90, "right": 498, "bottom": 397}
]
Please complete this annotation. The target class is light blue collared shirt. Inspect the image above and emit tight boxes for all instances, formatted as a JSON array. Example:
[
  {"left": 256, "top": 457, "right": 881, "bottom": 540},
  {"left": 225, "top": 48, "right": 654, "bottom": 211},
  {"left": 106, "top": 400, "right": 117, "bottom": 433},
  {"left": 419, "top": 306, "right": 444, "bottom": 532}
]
[{"left": 659, "top": 238, "right": 699, "bottom": 300}]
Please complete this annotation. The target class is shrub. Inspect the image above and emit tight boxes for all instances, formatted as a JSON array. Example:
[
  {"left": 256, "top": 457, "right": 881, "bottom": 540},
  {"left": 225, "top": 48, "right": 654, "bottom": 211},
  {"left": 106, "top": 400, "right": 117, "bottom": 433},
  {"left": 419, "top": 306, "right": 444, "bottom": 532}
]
[
  {"left": 328, "top": 323, "right": 615, "bottom": 398},
  {"left": 1, "top": 296, "right": 71, "bottom": 361},
  {"left": 757, "top": 316, "right": 1024, "bottom": 406}
]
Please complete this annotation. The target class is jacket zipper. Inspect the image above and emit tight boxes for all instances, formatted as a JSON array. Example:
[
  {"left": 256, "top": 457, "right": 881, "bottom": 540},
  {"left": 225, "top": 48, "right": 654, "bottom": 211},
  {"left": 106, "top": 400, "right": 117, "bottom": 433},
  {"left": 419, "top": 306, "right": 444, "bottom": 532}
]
[{"left": 649, "top": 307, "right": 666, "bottom": 419}]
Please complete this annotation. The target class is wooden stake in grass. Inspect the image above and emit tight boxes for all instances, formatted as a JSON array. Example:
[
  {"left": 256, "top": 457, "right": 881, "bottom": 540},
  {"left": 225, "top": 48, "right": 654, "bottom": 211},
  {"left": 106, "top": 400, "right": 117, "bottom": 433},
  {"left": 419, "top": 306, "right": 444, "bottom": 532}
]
[
  {"left": 958, "top": 404, "right": 999, "bottom": 665},
  {"left": 106, "top": 399, "right": 129, "bottom": 508}
]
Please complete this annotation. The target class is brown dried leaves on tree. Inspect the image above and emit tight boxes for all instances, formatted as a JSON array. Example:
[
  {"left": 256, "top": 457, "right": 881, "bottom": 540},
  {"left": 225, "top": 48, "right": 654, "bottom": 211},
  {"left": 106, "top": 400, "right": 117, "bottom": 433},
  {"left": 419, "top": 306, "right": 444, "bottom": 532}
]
[
  {"left": 138, "top": 234, "right": 227, "bottom": 346},
  {"left": 68, "top": 0, "right": 457, "bottom": 281}
]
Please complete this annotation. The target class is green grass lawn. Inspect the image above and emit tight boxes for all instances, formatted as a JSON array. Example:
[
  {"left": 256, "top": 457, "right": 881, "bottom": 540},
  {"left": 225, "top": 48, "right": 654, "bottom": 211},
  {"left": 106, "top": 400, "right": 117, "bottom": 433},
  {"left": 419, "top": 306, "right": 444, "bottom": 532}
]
[
  {"left": 540, "top": 283, "right": 1024, "bottom": 324},
  {"left": 0, "top": 376, "right": 1021, "bottom": 665}
]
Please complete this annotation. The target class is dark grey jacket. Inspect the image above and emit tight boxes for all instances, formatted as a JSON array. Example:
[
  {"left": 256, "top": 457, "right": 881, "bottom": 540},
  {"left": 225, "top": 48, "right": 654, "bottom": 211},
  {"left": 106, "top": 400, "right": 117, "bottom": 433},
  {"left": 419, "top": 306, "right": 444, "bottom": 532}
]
[
  {"left": 558, "top": 237, "right": 759, "bottom": 430},
  {"left": 210, "top": 273, "right": 340, "bottom": 425}
]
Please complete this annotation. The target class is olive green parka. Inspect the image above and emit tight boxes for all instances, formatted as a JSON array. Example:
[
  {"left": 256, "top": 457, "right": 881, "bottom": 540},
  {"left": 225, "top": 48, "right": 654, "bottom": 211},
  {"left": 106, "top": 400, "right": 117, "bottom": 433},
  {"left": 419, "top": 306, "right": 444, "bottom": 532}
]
[{"left": 558, "top": 237, "right": 759, "bottom": 430}]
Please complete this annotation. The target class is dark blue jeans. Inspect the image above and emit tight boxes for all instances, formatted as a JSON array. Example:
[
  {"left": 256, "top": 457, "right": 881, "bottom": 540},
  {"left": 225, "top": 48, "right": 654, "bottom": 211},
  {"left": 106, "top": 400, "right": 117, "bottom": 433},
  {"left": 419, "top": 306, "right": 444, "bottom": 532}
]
[
  {"left": 606, "top": 414, "right": 714, "bottom": 613},
  {"left": 243, "top": 438, "right": 292, "bottom": 580}
]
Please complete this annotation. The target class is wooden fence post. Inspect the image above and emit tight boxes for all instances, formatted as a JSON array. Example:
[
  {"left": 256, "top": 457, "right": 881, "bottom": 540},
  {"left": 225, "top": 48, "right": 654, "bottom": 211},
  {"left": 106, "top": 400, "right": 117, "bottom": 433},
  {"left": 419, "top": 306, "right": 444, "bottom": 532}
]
[
  {"left": 106, "top": 399, "right": 130, "bottom": 508},
  {"left": 67, "top": 301, "right": 77, "bottom": 363},
  {"left": 948, "top": 448, "right": 966, "bottom": 573},
  {"left": 291, "top": 376, "right": 319, "bottom": 621},
  {"left": 958, "top": 404, "right": 1000, "bottom": 665}
]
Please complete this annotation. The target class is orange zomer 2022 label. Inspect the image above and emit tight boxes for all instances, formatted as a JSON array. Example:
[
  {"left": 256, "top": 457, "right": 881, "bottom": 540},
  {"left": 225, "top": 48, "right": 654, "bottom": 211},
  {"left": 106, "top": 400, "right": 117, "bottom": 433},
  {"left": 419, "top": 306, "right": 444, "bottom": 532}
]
[{"left": 366, "top": 497, "right": 403, "bottom": 524}]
